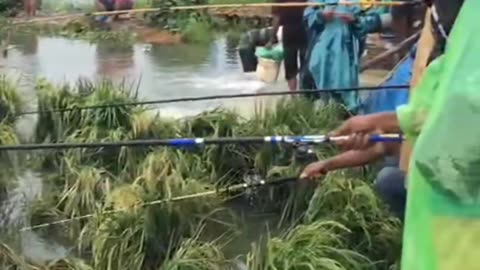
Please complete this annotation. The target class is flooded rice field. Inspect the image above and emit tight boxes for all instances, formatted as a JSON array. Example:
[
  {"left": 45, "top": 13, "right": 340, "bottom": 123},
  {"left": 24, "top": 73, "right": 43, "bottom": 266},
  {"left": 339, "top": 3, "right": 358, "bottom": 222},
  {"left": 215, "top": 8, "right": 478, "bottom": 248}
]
[{"left": 0, "top": 31, "right": 397, "bottom": 268}]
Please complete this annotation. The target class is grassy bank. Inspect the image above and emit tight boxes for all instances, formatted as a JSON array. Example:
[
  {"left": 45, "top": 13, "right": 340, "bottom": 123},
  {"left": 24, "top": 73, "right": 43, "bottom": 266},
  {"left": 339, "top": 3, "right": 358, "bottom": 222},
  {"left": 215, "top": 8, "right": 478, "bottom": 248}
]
[
  {"left": 0, "top": 76, "right": 402, "bottom": 270},
  {"left": 1, "top": 0, "right": 272, "bottom": 45}
]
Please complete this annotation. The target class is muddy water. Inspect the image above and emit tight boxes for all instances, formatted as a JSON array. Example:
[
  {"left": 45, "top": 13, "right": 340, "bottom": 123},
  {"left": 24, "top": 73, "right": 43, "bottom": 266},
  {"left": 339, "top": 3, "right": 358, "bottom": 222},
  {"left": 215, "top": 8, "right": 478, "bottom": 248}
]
[
  {"left": 0, "top": 33, "right": 392, "bottom": 264},
  {"left": 0, "top": 33, "right": 389, "bottom": 120},
  {"left": 0, "top": 34, "right": 276, "bottom": 117}
]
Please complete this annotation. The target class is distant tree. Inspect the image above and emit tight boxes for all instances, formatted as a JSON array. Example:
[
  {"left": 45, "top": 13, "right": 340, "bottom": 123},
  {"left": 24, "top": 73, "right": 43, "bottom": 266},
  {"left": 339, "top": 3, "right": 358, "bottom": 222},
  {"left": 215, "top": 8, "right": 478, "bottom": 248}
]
[{"left": 0, "top": 0, "right": 22, "bottom": 16}]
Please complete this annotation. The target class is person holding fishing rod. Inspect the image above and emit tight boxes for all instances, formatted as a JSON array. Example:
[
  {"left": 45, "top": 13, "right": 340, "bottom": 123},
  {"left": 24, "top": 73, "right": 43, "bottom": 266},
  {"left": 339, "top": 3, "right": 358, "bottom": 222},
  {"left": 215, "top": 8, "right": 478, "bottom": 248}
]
[
  {"left": 303, "top": 1, "right": 480, "bottom": 270},
  {"left": 300, "top": 0, "right": 462, "bottom": 220},
  {"left": 299, "top": 0, "right": 428, "bottom": 221}
]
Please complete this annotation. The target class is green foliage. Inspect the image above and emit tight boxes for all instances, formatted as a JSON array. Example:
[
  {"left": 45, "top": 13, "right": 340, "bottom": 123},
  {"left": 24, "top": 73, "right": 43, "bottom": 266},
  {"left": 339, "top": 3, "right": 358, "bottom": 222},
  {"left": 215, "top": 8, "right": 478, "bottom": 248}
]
[
  {"left": 0, "top": 76, "right": 23, "bottom": 125},
  {"left": 160, "top": 232, "right": 228, "bottom": 270},
  {"left": 180, "top": 19, "right": 213, "bottom": 44},
  {"left": 304, "top": 173, "right": 403, "bottom": 268},
  {"left": 11, "top": 77, "right": 402, "bottom": 270},
  {"left": 0, "top": 0, "right": 21, "bottom": 17},
  {"left": 247, "top": 221, "right": 373, "bottom": 270},
  {"left": 0, "top": 124, "right": 18, "bottom": 146},
  {"left": 0, "top": 242, "right": 93, "bottom": 270}
]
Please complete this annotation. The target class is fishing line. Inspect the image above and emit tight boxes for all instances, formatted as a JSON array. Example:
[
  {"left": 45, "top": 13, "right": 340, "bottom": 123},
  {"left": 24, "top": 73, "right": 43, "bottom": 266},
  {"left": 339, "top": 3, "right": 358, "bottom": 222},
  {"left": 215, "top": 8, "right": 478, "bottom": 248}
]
[
  {"left": 11, "top": 1, "right": 422, "bottom": 26},
  {"left": 0, "top": 134, "right": 403, "bottom": 151},
  {"left": 16, "top": 134, "right": 403, "bottom": 231},
  {"left": 19, "top": 176, "right": 298, "bottom": 232},
  {"left": 15, "top": 84, "right": 409, "bottom": 116}
]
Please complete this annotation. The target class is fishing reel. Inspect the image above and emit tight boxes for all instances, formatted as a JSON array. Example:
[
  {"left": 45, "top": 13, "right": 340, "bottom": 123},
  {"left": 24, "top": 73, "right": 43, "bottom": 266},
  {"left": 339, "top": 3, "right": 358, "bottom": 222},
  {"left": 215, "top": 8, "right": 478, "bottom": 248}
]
[
  {"left": 242, "top": 171, "right": 265, "bottom": 206},
  {"left": 292, "top": 143, "right": 318, "bottom": 165}
]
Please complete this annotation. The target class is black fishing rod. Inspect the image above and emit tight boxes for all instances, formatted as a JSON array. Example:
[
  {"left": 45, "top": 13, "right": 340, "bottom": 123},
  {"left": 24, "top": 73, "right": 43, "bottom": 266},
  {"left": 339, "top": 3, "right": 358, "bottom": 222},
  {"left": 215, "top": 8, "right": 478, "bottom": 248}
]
[
  {"left": 20, "top": 176, "right": 299, "bottom": 231},
  {"left": 15, "top": 85, "right": 409, "bottom": 117},
  {"left": 0, "top": 134, "right": 403, "bottom": 152}
]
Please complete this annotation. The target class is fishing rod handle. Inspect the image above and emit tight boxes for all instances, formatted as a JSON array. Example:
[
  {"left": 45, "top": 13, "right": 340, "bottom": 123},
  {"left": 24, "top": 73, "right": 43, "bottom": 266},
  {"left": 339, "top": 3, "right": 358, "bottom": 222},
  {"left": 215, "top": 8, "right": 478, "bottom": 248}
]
[
  {"left": 369, "top": 134, "right": 403, "bottom": 142},
  {"left": 329, "top": 134, "right": 403, "bottom": 143}
]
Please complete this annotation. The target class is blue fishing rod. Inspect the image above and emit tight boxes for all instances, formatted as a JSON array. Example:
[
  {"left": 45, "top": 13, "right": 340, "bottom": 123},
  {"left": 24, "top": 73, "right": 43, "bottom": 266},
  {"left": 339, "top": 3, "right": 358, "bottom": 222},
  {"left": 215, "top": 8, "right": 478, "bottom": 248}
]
[
  {"left": 15, "top": 133, "right": 403, "bottom": 231},
  {"left": 0, "top": 134, "right": 403, "bottom": 151}
]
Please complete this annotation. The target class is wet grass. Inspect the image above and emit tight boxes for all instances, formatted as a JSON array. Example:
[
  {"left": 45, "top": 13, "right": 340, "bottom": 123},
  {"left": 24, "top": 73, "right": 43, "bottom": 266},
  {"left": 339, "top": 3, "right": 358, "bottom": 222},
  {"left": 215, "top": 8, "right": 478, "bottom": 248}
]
[{"left": 0, "top": 77, "right": 402, "bottom": 270}]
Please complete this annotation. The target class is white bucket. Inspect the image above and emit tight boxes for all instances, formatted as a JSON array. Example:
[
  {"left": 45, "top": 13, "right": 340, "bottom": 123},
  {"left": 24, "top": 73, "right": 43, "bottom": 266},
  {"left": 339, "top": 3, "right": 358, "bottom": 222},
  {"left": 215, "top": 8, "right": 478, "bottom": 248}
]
[{"left": 256, "top": 57, "right": 281, "bottom": 83}]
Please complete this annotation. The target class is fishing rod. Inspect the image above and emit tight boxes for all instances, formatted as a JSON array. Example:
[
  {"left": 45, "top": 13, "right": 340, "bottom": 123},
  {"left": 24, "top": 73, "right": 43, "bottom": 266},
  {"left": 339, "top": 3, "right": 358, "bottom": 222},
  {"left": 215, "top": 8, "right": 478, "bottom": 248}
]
[
  {"left": 15, "top": 85, "right": 409, "bottom": 116},
  {"left": 20, "top": 176, "right": 298, "bottom": 231},
  {"left": 17, "top": 133, "right": 403, "bottom": 231},
  {"left": 0, "top": 134, "right": 403, "bottom": 152},
  {"left": 11, "top": 1, "right": 422, "bottom": 26}
]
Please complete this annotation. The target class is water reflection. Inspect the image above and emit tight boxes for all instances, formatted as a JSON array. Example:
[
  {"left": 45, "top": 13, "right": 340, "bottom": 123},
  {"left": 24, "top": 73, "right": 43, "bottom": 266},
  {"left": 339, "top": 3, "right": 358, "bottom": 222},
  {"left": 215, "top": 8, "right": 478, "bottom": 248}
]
[
  {"left": 15, "top": 34, "right": 39, "bottom": 56},
  {"left": 1, "top": 35, "right": 268, "bottom": 118},
  {"left": 96, "top": 41, "right": 135, "bottom": 79}
]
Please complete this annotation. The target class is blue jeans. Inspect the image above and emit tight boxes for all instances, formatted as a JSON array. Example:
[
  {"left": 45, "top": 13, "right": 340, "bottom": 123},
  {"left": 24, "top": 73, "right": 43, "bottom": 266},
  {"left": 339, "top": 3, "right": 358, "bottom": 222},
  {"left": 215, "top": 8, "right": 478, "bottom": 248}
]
[{"left": 374, "top": 166, "right": 407, "bottom": 221}]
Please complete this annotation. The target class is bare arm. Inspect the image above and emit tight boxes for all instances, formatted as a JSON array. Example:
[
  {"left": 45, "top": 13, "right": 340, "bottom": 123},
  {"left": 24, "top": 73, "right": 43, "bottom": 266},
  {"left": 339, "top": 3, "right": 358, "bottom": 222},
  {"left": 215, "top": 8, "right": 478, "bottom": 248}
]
[
  {"left": 332, "top": 112, "right": 401, "bottom": 137},
  {"left": 324, "top": 145, "right": 387, "bottom": 170},
  {"left": 368, "top": 112, "right": 401, "bottom": 133},
  {"left": 301, "top": 144, "right": 400, "bottom": 179}
]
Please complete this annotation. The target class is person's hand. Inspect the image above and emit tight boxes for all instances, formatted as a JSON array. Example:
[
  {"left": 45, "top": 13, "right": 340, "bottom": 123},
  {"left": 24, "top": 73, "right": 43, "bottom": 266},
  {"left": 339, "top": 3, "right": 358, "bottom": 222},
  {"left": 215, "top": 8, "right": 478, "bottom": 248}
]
[
  {"left": 329, "top": 115, "right": 380, "bottom": 151},
  {"left": 335, "top": 132, "right": 374, "bottom": 151},
  {"left": 330, "top": 115, "right": 377, "bottom": 137},
  {"left": 300, "top": 161, "right": 329, "bottom": 180},
  {"left": 321, "top": 10, "right": 335, "bottom": 21},
  {"left": 338, "top": 13, "right": 356, "bottom": 24}
]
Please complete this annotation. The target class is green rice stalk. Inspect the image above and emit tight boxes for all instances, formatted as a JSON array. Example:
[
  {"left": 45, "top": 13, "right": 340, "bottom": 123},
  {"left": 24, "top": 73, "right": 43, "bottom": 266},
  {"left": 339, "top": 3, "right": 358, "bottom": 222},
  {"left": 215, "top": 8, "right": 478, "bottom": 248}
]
[
  {"left": 82, "top": 180, "right": 224, "bottom": 270},
  {"left": 160, "top": 228, "right": 228, "bottom": 270},
  {"left": 304, "top": 173, "right": 402, "bottom": 267},
  {"left": 246, "top": 220, "right": 373, "bottom": 270},
  {"left": 0, "top": 243, "right": 39, "bottom": 270},
  {"left": 43, "top": 258, "right": 93, "bottom": 270},
  {"left": 0, "top": 75, "right": 23, "bottom": 125},
  {"left": 57, "top": 165, "right": 108, "bottom": 219}
]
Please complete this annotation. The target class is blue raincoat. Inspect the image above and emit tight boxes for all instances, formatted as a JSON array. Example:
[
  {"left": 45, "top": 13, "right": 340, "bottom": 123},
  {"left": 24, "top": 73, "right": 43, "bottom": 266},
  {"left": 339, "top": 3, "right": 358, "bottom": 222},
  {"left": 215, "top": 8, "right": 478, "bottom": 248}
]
[{"left": 302, "top": 0, "right": 388, "bottom": 113}]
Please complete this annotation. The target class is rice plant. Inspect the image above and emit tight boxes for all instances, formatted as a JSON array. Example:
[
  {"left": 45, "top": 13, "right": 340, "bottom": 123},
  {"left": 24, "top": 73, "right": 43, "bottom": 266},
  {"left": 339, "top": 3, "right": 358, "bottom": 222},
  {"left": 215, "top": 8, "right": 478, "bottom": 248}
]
[
  {"left": 0, "top": 243, "right": 41, "bottom": 270},
  {"left": 160, "top": 228, "right": 228, "bottom": 270},
  {"left": 35, "top": 78, "right": 140, "bottom": 143},
  {"left": 24, "top": 78, "right": 403, "bottom": 270},
  {"left": 42, "top": 258, "right": 93, "bottom": 270},
  {"left": 0, "top": 124, "right": 19, "bottom": 162},
  {"left": 304, "top": 173, "right": 402, "bottom": 268},
  {"left": 246, "top": 220, "right": 373, "bottom": 270},
  {"left": 57, "top": 165, "right": 109, "bottom": 220},
  {"left": 0, "top": 124, "right": 18, "bottom": 145},
  {"left": 0, "top": 75, "right": 23, "bottom": 125},
  {"left": 82, "top": 181, "right": 222, "bottom": 270}
]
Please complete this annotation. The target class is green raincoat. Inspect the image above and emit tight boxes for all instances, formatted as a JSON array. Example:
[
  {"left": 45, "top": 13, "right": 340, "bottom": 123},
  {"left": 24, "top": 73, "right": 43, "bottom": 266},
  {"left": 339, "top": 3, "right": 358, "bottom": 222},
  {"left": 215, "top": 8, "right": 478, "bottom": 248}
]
[{"left": 398, "top": 0, "right": 480, "bottom": 269}]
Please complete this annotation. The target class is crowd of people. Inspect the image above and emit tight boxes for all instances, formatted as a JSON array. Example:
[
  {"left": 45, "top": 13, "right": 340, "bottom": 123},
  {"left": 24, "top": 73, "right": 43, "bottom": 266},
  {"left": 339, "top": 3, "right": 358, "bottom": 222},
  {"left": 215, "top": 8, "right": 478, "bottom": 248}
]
[
  {"left": 290, "top": 1, "right": 479, "bottom": 269},
  {"left": 268, "top": 0, "right": 397, "bottom": 113},
  {"left": 14, "top": 0, "right": 478, "bottom": 268},
  {"left": 267, "top": 0, "right": 461, "bottom": 220}
]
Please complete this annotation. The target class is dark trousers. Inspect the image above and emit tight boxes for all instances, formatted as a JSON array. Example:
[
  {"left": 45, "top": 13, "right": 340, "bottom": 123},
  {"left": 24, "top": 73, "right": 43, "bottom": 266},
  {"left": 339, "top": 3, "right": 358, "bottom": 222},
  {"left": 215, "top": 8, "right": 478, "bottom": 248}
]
[
  {"left": 283, "top": 43, "right": 306, "bottom": 81},
  {"left": 374, "top": 164, "right": 407, "bottom": 221},
  {"left": 282, "top": 25, "right": 307, "bottom": 81}
]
